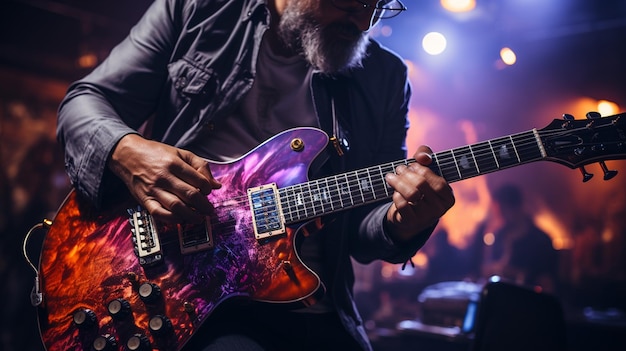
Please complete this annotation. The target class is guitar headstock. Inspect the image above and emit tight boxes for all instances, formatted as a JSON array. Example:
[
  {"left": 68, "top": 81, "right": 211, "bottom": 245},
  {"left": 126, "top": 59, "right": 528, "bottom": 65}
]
[{"left": 540, "top": 112, "right": 626, "bottom": 182}]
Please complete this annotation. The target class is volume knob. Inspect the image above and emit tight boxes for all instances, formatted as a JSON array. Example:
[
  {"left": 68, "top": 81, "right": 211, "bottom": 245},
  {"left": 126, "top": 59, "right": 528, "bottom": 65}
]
[
  {"left": 92, "top": 334, "right": 117, "bottom": 351},
  {"left": 149, "top": 315, "right": 172, "bottom": 336},
  {"left": 107, "top": 298, "right": 132, "bottom": 319},
  {"left": 72, "top": 308, "right": 97, "bottom": 329},
  {"left": 138, "top": 282, "right": 161, "bottom": 303},
  {"left": 126, "top": 333, "right": 151, "bottom": 351}
]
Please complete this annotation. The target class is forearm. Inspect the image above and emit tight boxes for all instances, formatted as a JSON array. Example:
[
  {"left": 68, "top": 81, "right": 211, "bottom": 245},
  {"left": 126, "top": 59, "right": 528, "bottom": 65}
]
[
  {"left": 57, "top": 88, "right": 139, "bottom": 206},
  {"left": 56, "top": 0, "right": 179, "bottom": 205}
]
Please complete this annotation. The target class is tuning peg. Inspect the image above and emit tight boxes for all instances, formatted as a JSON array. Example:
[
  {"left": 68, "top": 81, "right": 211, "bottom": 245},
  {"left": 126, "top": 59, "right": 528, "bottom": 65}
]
[
  {"left": 563, "top": 114, "right": 575, "bottom": 120},
  {"left": 586, "top": 111, "right": 601, "bottom": 119},
  {"left": 599, "top": 161, "right": 618, "bottom": 180},
  {"left": 579, "top": 166, "right": 594, "bottom": 182}
]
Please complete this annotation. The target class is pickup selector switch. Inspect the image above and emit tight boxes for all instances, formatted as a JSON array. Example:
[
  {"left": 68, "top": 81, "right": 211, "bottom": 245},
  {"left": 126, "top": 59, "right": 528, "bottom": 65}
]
[{"left": 138, "top": 282, "right": 161, "bottom": 303}]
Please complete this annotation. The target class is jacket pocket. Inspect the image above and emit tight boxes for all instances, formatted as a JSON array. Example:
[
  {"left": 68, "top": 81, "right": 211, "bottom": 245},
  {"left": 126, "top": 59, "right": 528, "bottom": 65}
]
[
  {"left": 167, "top": 58, "right": 219, "bottom": 98},
  {"left": 166, "top": 58, "right": 221, "bottom": 125}
]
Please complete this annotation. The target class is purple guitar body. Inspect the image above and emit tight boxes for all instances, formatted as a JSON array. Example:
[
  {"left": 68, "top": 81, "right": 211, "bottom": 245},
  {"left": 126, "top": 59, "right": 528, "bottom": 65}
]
[{"left": 38, "top": 127, "right": 330, "bottom": 351}]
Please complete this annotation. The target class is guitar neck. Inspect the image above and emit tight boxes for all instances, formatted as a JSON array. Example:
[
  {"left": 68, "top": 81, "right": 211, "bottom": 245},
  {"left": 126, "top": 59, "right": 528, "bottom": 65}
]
[{"left": 279, "top": 129, "right": 544, "bottom": 224}]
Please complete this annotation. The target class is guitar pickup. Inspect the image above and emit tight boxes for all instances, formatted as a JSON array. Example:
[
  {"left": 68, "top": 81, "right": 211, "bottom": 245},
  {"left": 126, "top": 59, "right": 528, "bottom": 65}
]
[
  {"left": 128, "top": 208, "right": 163, "bottom": 266},
  {"left": 178, "top": 218, "right": 213, "bottom": 254},
  {"left": 248, "top": 183, "right": 286, "bottom": 240}
]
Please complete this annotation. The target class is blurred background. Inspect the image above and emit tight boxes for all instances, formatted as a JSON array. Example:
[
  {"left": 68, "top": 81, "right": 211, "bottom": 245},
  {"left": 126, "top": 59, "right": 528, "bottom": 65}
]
[{"left": 1, "top": 0, "right": 625, "bottom": 350}]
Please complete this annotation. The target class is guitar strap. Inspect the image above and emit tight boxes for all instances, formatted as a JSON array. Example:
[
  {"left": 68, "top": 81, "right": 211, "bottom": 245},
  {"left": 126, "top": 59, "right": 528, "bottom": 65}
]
[{"left": 315, "top": 76, "right": 352, "bottom": 178}]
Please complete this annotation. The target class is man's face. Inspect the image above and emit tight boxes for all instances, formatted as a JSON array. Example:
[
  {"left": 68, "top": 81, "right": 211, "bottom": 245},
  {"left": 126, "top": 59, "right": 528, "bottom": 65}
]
[{"left": 277, "top": 0, "right": 372, "bottom": 74}]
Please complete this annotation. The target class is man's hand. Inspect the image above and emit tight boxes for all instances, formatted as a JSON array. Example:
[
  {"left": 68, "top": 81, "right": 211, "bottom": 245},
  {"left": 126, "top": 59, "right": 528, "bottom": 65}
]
[
  {"left": 108, "top": 134, "right": 222, "bottom": 223},
  {"left": 384, "top": 145, "right": 455, "bottom": 242}
]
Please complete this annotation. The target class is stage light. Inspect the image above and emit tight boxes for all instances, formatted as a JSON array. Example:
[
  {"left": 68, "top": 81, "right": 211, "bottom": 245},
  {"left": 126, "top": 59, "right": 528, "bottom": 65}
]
[
  {"left": 500, "top": 47, "right": 517, "bottom": 66},
  {"left": 422, "top": 32, "right": 447, "bottom": 55},
  {"left": 597, "top": 100, "right": 619, "bottom": 116},
  {"left": 77, "top": 52, "right": 98, "bottom": 69},
  {"left": 483, "top": 232, "right": 495, "bottom": 246},
  {"left": 440, "top": 0, "right": 476, "bottom": 13}
]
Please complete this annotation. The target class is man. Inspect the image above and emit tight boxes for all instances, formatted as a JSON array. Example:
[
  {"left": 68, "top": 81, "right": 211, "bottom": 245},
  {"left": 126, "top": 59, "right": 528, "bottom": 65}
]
[
  {"left": 482, "top": 184, "right": 559, "bottom": 292},
  {"left": 57, "top": 0, "right": 455, "bottom": 350}
]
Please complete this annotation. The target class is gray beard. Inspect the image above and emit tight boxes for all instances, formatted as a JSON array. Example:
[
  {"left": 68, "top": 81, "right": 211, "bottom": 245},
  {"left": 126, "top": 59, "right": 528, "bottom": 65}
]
[{"left": 278, "top": 5, "right": 370, "bottom": 74}]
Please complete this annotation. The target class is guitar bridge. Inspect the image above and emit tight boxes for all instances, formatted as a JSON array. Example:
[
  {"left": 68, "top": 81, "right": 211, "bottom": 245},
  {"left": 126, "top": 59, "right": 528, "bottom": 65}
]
[
  {"left": 128, "top": 208, "right": 163, "bottom": 266},
  {"left": 248, "top": 183, "right": 286, "bottom": 240}
]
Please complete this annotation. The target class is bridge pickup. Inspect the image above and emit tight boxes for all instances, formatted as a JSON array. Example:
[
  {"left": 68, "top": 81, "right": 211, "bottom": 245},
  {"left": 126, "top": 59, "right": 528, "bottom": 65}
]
[
  {"left": 128, "top": 208, "right": 163, "bottom": 266},
  {"left": 248, "top": 183, "right": 286, "bottom": 240},
  {"left": 178, "top": 219, "right": 213, "bottom": 254}
]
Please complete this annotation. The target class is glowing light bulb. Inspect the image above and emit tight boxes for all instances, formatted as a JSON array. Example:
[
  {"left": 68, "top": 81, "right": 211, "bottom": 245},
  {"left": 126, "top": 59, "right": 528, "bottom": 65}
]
[
  {"left": 422, "top": 32, "right": 447, "bottom": 55},
  {"left": 500, "top": 47, "right": 517, "bottom": 66}
]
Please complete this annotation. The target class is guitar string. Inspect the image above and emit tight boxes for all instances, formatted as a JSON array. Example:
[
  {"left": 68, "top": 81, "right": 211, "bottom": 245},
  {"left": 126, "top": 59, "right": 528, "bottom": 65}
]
[
  {"left": 174, "top": 127, "right": 608, "bottom": 228},
  {"left": 204, "top": 125, "right": 611, "bottom": 222},
  {"left": 224, "top": 128, "right": 554, "bottom": 211},
  {"left": 156, "top": 123, "right": 618, "bottom": 244}
]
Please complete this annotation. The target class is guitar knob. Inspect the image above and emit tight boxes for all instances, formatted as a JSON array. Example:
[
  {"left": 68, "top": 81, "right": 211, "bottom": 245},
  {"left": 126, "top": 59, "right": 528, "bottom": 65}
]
[
  {"left": 92, "top": 334, "right": 118, "bottom": 351},
  {"left": 107, "top": 298, "right": 132, "bottom": 320},
  {"left": 125, "top": 333, "right": 151, "bottom": 351},
  {"left": 138, "top": 282, "right": 161, "bottom": 303},
  {"left": 149, "top": 315, "right": 173, "bottom": 336},
  {"left": 72, "top": 308, "right": 97, "bottom": 329}
]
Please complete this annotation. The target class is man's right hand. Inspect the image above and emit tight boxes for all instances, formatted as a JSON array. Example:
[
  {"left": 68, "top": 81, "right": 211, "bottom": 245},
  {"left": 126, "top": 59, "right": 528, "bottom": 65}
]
[{"left": 108, "top": 134, "right": 222, "bottom": 223}]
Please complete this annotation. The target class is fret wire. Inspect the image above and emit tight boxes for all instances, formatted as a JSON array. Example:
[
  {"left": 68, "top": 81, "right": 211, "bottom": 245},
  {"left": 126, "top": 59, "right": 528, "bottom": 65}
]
[
  {"left": 449, "top": 148, "right": 462, "bottom": 179},
  {"left": 432, "top": 153, "right": 444, "bottom": 177},
  {"left": 324, "top": 177, "right": 335, "bottom": 212},
  {"left": 343, "top": 173, "right": 354, "bottom": 206},
  {"left": 298, "top": 183, "right": 308, "bottom": 218},
  {"left": 365, "top": 169, "right": 376, "bottom": 201},
  {"left": 292, "top": 185, "right": 301, "bottom": 220},
  {"left": 350, "top": 172, "right": 365, "bottom": 203},
  {"left": 309, "top": 180, "right": 318, "bottom": 215},
  {"left": 473, "top": 142, "right": 498, "bottom": 174},
  {"left": 301, "top": 182, "right": 308, "bottom": 218},
  {"left": 468, "top": 144, "right": 480, "bottom": 174},
  {"left": 334, "top": 175, "right": 345, "bottom": 209},
  {"left": 315, "top": 181, "right": 324, "bottom": 214},
  {"left": 316, "top": 181, "right": 324, "bottom": 214},
  {"left": 372, "top": 167, "right": 387, "bottom": 199},
  {"left": 314, "top": 179, "right": 324, "bottom": 214},
  {"left": 509, "top": 135, "right": 522, "bottom": 163},
  {"left": 487, "top": 140, "right": 500, "bottom": 169},
  {"left": 453, "top": 146, "right": 479, "bottom": 178},
  {"left": 378, "top": 165, "right": 390, "bottom": 197},
  {"left": 280, "top": 188, "right": 292, "bottom": 223}
]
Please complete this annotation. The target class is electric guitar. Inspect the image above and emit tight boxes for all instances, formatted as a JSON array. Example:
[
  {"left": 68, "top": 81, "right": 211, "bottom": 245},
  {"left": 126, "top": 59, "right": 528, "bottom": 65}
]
[{"left": 31, "top": 112, "right": 625, "bottom": 350}]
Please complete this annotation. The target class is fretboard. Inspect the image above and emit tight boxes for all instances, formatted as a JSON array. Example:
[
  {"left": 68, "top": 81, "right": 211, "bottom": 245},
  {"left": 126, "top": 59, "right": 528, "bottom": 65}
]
[{"left": 279, "top": 129, "right": 545, "bottom": 224}]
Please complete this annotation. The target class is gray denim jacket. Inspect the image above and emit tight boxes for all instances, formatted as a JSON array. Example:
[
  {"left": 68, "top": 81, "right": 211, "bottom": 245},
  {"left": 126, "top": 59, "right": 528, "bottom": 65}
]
[{"left": 57, "top": 0, "right": 434, "bottom": 349}]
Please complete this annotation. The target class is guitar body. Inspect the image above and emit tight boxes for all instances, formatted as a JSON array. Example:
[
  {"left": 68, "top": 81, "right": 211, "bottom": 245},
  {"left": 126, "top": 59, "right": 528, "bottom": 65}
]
[
  {"left": 33, "top": 112, "right": 626, "bottom": 350},
  {"left": 37, "top": 127, "right": 329, "bottom": 351}
]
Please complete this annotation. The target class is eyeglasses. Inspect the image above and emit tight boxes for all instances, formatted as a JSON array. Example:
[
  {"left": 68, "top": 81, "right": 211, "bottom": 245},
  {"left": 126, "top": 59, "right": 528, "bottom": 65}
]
[{"left": 331, "top": 0, "right": 407, "bottom": 20}]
